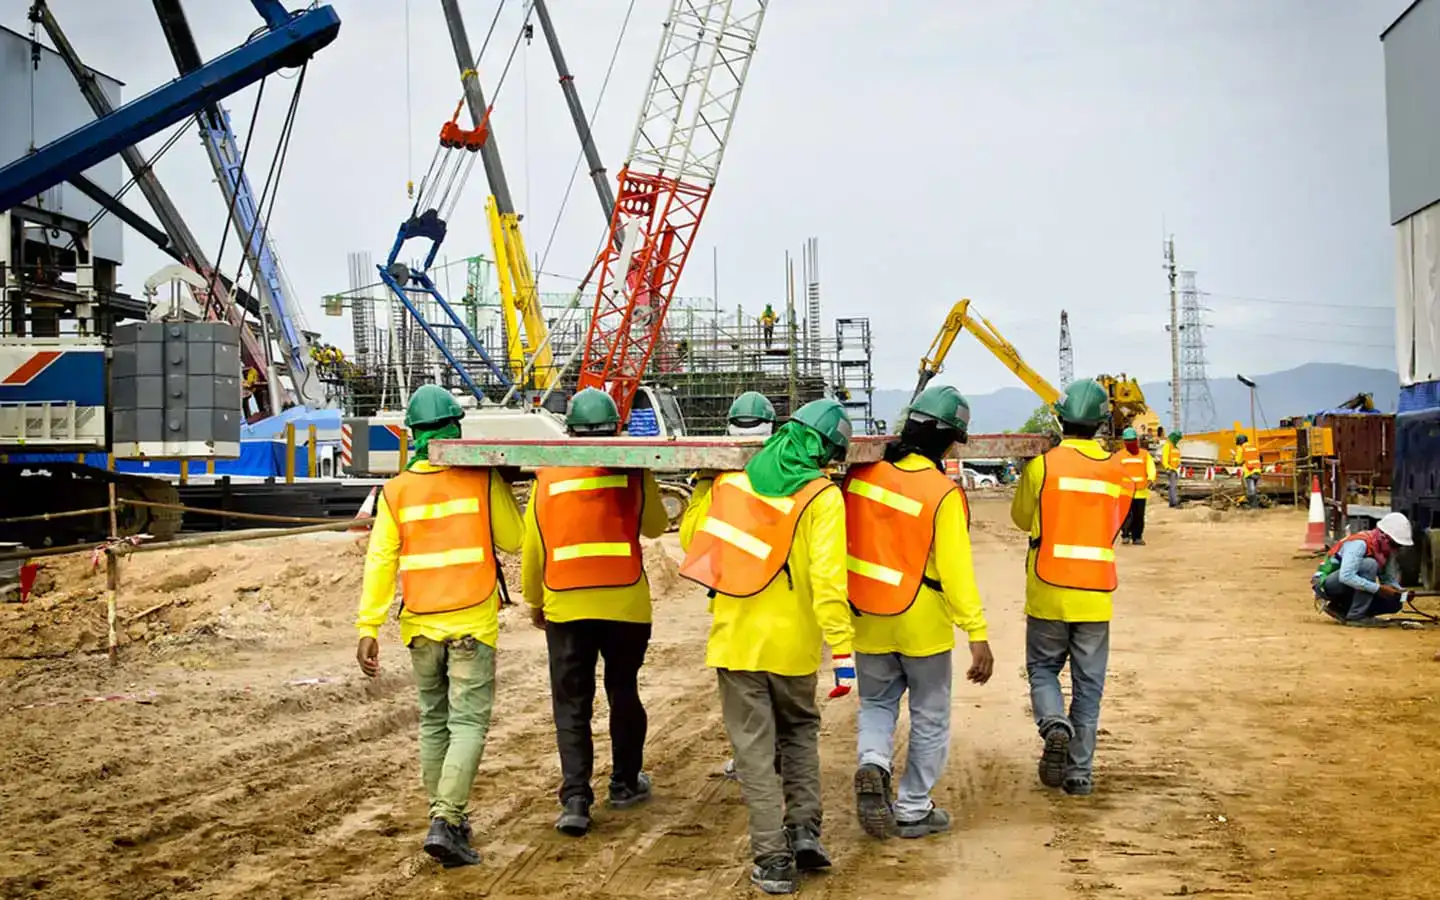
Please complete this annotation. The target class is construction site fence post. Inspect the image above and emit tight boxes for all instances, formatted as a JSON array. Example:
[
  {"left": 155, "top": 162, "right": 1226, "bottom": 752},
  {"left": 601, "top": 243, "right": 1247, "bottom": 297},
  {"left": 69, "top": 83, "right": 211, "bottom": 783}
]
[
  {"left": 307, "top": 424, "right": 317, "bottom": 478},
  {"left": 285, "top": 423, "right": 296, "bottom": 484},
  {"left": 106, "top": 481, "right": 119, "bottom": 666},
  {"left": 398, "top": 427, "right": 409, "bottom": 471}
]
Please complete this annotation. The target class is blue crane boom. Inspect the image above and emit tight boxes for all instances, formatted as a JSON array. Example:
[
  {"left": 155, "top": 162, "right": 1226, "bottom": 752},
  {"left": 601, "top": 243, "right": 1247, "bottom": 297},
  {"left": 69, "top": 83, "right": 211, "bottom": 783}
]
[{"left": 0, "top": 2, "right": 341, "bottom": 212}]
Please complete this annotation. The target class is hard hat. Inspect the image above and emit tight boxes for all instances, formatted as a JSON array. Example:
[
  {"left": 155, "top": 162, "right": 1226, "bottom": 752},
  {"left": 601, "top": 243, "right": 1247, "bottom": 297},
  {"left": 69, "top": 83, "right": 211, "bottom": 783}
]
[
  {"left": 791, "top": 398, "right": 852, "bottom": 462},
  {"left": 907, "top": 384, "right": 971, "bottom": 438},
  {"left": 1168, "top": 430, "right": 1182, "bottom": 443},
  {"left": 566, "top": 387, "right": 621, "bottom": 434},
  {"left": 728, "top": 391, "right": 776, "bottom": 426},
  {"left": 405, "top": 384, "right": 464, "bottom": 429},
  {"left": 1121, "top": 427, "right": 1138, "bottom": 441},
  {"left": 1052, "top": 379, "right": 1109, "bottom": 427},
  {"left": 1377, "top": 512, "right": 1414, "bottom": 546},
  {"left": 1236, "top": 434, "right": 1248, "bottom": 444}
]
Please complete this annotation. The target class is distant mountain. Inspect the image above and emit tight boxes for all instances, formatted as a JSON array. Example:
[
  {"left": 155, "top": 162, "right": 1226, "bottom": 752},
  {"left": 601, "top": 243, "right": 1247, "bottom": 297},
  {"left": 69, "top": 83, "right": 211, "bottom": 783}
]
[{"left": 871, "top": 363, "right": 1400, "bottom": 433}]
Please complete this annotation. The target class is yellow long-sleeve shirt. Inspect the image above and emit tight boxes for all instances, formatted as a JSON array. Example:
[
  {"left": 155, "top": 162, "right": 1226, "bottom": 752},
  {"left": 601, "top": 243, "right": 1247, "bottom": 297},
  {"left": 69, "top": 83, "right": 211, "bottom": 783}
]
[
  {"left": 680, "top": 475, "right": 854, "bottom": 676},
  {"left": 521, "top": 470, "right": 669, "bottom": 624},
  {"left": 853, "top": 454, "right": 988, "bottom": 656},
  {"left": 1010, "top": 439, "right": 1117, "bottom": 623},
  {"left": 356, "top": 462, "right": 525, "bottom": 647},
  {"left": 1161, "top": 441, "right": 1181, "bottom": 472}
]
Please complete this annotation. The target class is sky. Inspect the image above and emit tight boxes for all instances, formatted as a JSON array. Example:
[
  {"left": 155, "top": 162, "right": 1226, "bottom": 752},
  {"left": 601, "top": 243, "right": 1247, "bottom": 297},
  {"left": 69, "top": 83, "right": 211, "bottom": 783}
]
[{"left": 1, "top": 0, "right": 1415, "bottom": 395}]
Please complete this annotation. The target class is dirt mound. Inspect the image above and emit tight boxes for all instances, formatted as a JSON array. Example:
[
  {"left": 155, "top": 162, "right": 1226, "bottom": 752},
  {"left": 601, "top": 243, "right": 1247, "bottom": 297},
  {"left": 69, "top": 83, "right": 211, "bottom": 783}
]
[{"left": 644, "top": 539, "right": 682, "bottom": 599}]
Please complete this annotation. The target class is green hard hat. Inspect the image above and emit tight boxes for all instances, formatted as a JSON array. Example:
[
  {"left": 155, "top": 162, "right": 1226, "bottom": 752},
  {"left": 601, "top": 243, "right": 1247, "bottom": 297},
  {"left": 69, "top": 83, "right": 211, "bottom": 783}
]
[
  {"left": 728, "top": 391, "right": 776, "bottom": 425},
  {"left": 1235, "top": 433, "right": 1248, "bottom": 444},
  {"left": 1053, "top": 378, "right": 1109, "bottom": 427},
  {"left": 908, "top": 384, "right": 971, "bottom": 437},
  {"left": 404, "top": 384, "right": 464, "bottom": 429},
  {"left": 566, "top": 387, "right": 621, "bottom": 433},
  {"left": 792, "top": 398, "right": 853, "bottom": 462},
  {"left": 1121, "top": 426, "right": 1138, "bottom": 440},
  {"left": 1168, "top": 430, "right": 1182, "bottom": 443}
]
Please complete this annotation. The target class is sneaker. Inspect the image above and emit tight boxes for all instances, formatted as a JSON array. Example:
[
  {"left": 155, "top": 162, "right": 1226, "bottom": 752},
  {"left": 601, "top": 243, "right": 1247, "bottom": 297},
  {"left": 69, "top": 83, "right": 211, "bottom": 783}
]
[
  {"left": 1062, "top": 776, "right": 1093, "bottom": 796},
  {"left": 896, "top": 807, "right": 951, "bottom": 839},
  {"left": 1121, "top": 536, "right": 1132, "bottom": 545},
  {"left": 1132, "top": 538, "right": 1146, "bottom": 546},
  {"left": 423, "top": 817, "right": 481, "bottom": 867},
  {"left": 854, "top": 763, "right": 896, "bottom": 839},
  {"left": 723, "top": 758, "right": 741, "bottom": 782},
  {"left": 554, "top": 797, "right": 591, "bottom": 837},
  {"left": 1038, "top": 725, "right": 1071, "bottom": 789},
  {"left": 608, "top": 772, "right": 653, "bottom": 809},
  {"left": 750, "top": 856, "right": 799, "bottom": 895},
  {"left": 785, "top": 824, "right": 832, "bottom": 870}
]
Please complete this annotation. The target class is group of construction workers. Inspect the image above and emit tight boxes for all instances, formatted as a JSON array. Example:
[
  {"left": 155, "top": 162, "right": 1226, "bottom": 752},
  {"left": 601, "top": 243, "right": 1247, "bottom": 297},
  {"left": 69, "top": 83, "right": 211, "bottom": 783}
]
[{"left": 355, "top": 376, "right": 1139, "bottom": 893}]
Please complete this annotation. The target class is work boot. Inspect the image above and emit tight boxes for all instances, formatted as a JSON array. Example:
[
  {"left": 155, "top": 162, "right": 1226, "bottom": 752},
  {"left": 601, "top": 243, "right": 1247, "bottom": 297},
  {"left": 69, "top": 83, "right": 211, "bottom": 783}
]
[
  {"left": 750, "top": 854, "right": 799, "bottom": 895},
  {"left": 1062, "top": 776, "right": 1094, "bottom": 797},
  {"left": 1121, "top": 535, "right": 1132, "bottom": 545},
  {"left": 854, "top": 763, "right": 896, "bottom": 839},
  {"left": 608, "top": 772, "right": 653, "bottom": 809},
  {"left": 896, "top": 807, "right": 952, "bottom": 839},
  {"left": 785, "top": 824, "right": 832, "bottom": 870},
  {"left": 554, "top": 797, "right": 591, "bottom": 837},
  {"left": 1132, "top": 538, "right": 1146, "bottom": 546},
  {"left": 723, "top": 758, "right": 741, "bottom": 782},
  {"left": 1038, "top": 725, "right": 1071, "bottom": 789},
  {"left": 423, "top": 817, "right": 481, "bottom": 867}
]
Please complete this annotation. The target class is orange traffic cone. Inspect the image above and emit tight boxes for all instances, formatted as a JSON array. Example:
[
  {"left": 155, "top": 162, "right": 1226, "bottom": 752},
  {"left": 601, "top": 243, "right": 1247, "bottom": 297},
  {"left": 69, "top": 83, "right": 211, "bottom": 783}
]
[
  {"left": 349, "top": 486, "right": 378, "bottom": 534},
  {"left": 1301, "top": 475, "right": 1326, "bottom": 550}
]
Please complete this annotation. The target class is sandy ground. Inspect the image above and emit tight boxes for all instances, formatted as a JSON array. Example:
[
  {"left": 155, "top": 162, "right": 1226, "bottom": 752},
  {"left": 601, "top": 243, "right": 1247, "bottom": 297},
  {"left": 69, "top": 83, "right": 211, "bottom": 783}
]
[{"left": 3, "top": 497, "right": 1440, "bottom": 899}]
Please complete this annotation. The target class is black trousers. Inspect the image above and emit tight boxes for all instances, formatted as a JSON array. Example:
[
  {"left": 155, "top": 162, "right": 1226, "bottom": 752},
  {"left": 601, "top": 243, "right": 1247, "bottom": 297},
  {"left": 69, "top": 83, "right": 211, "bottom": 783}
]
[
  {"left": 1122, "top": 497, "right": 1147, "bottom": 541},
  {"left": 545, "top": 619, "right": 652, "bottom": 803}
]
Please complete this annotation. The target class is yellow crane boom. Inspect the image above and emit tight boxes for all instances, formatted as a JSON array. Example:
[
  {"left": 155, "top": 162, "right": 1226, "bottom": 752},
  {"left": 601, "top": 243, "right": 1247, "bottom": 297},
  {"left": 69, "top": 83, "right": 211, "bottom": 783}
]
[
  {"left": 915, "top": 299, "right": 1061, "bottom": 405},
  {"left": 486, "top": 196, "right": 555, "bottom": 388}
]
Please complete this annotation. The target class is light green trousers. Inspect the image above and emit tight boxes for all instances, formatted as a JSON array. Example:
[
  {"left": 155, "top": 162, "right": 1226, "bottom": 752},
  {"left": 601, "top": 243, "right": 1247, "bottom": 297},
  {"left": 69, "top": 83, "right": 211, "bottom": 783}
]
[{"left": 409, "top": 635, "right": 496, "bottom": 825}]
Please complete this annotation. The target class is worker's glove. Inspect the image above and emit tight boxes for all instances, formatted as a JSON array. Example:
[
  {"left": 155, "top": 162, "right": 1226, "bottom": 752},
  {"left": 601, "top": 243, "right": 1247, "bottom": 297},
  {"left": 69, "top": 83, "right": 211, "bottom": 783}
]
[
  {"left": 828, "top": 653, "right": 856, "bottom": 698},
  {"left": 1398, "top": 590, "right": 1413, "bottom": 606}
]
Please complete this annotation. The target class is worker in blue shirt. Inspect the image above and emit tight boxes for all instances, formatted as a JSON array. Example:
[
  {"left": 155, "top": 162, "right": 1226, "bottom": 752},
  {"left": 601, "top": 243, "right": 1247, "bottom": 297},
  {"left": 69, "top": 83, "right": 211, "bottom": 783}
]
[{"left": 1313, "top": 513, "right": 1412, "bottom": 625}]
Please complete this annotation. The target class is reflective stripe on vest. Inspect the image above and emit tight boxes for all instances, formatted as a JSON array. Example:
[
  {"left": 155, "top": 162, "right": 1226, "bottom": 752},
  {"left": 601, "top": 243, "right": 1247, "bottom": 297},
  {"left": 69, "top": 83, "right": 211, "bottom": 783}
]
[
  {"left": 843, "top": 461, "right": 957, "bottom": 616},
  {"left": 384, "top": 467, "right": 498, "bottom": 615},
  {"left": 1119, "top": 453, "right": 1149, "bottom": 487},
  {"left": 534, "top": 466, "right": 644, "bottom": 591},
  {"left": 678, "top": 472, "right": 830, "bottom": 598},
  {"left": 1034, "top": 447, "right": 1132, "bottom": 593}
]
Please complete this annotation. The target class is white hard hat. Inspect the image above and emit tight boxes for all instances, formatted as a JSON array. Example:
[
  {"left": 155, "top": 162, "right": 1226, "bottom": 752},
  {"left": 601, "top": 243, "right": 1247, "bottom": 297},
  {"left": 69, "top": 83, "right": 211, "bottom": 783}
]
[{"left": 1377, "top": 512, "right": 1414, "bottom": 547}]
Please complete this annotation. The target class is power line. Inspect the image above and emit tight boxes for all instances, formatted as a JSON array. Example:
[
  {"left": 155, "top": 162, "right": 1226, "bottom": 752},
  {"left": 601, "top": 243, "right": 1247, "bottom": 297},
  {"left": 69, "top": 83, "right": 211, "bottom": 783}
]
[
  {"left": 1200, "top": 290, "right": 1391, "bottom": 311},
  {"left": 1209, "top": 327, "right": 1394, "bottom": 350}
]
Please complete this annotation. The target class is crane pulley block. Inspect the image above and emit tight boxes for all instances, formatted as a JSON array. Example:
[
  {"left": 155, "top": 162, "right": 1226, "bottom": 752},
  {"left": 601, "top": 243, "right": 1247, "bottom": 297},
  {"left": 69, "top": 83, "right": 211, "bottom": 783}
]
[{"left": 439, "top": 119, "right": 488, "bottom": 151}]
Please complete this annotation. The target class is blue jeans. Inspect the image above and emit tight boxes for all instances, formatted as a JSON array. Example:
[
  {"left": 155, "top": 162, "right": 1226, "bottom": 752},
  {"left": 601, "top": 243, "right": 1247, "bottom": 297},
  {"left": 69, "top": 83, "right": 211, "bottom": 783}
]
[
  {"left": 1025, "top": 618, "right": 1109, "bottom": 781},
  {"left": 1167, "top": 470, "right": 1179, "bottom": 507},
  {"left": 1319, "top": 558, "right": 1401, "bottom": 621},
  {"left": 855, "top": 651, "right": 953, "bottom": 821}
]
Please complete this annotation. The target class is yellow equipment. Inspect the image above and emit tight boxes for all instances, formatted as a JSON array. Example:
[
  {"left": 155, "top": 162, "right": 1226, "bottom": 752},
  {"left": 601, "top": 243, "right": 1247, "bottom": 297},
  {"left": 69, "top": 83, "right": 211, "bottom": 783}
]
[
  {"left": 1096, "top": 373, "right": 1149, "bottom": 438},
  {"left": 915, "top": 299, "right": 1061, "bottom": 404},
  {"left": 486, "top": 196, "right": 556, "bottom": 389}
]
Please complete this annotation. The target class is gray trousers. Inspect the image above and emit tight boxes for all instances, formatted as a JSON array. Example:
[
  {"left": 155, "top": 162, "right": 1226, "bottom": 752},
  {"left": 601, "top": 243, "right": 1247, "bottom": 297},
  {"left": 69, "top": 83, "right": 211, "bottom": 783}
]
[
  {"left": 856, "top": 650, "right": 953, "bottom": 821},
  {"left": 717, "top": 669, "right": 822, "bottom": 862},
  {"left": 1026, "top": 618, "right": 1109, "bottom": 782},
  {"left": 1244, "top": 473, "right": 1260, "bottom": 506},
  {"left": 1167, "top": 469, "right": 1179, "bottom": 507}
]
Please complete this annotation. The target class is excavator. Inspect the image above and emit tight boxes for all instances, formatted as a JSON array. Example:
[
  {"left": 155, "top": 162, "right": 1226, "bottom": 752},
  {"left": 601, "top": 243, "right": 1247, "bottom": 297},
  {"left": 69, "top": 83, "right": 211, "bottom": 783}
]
[{"left": 914, "top": 299, "right": 1149, "bottom": 442}]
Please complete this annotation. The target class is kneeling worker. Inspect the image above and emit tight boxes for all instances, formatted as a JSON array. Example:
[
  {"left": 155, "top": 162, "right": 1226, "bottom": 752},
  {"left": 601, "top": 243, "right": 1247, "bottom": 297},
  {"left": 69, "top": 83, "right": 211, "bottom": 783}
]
[
  {"left": 522, "top": 388, "right": 670, "bottom": 836},
  {"left": 1010, "top": 379, "right": 1133, "bottom": 797},
  {"left": 1313, "top": 512, "right": 1413, "bottom": 625},
  {"left": 679, "top": 399, "right": 856, "bottom": 896},
  {"left": 356, "top": 385, "right": 524, "bottom": 867},
  {"left": 845, "top": 385, "right": 994, "bottom": 841}
]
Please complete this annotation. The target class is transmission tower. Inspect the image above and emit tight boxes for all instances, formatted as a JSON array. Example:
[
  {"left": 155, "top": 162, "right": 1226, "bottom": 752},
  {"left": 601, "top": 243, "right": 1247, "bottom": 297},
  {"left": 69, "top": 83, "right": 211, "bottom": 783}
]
[
  {"left": 1178, "top": 269, "right": 1218, "bottom": 433},
  {"left": 1058, "top": 310, "right": 1074, "bottom": 387}
]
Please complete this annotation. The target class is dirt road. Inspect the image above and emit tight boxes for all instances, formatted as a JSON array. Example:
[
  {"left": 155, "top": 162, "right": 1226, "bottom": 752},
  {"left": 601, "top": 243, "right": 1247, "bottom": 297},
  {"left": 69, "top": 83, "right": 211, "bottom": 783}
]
[{"left": 2, "top": 498, "right": 1439, "bottom": 899}]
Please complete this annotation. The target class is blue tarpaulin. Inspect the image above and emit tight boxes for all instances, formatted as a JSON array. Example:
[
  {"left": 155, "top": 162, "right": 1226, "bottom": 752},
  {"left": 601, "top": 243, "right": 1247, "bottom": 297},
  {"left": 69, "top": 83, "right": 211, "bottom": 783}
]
[
  {"left": 241, "top": 407, "right": 342, "bottom": 439},
  {"left": 6, "top": 441, "right": 313, "bottom": 478}
]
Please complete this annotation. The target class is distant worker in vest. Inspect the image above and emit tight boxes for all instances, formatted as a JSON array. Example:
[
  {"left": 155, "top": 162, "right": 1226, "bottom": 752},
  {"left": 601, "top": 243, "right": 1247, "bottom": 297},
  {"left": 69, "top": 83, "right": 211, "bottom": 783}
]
[
  {"left": 1117, "top": 428, "right": 1156, "bottom": 546},
  {"left": 844, "top": 385, "right": 994, "bottom": 842},
  {"left": 678, "top": 398, "right": 856, "bottom": 896},
  {"left": 1160, "top": 430, "right": 1183, "bottom": 508},
  {"left": 1010, "top": 379, "right": 1133, "bottom": 798},
  {"left": 355, "top": 384, "right": 524, "bottom": 868},
  {"left": 760, "top": 303, "right": 778, "bottom": 348},
  {"left": 1313, "top": 512, "right": 1414, "bottom": 626},
  {"left": 1234, "top": 433, "right": 1262, "bottom": 508},
  {"left": 522, "top": 388, "right": 670, "bottom": 837}
]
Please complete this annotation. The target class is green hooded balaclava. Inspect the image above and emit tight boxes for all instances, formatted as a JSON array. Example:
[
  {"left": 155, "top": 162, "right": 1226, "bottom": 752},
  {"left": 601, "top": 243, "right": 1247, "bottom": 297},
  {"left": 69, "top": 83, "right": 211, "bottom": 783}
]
[{"left": 744, "top": 421, "right": 829, "bottom": 497}]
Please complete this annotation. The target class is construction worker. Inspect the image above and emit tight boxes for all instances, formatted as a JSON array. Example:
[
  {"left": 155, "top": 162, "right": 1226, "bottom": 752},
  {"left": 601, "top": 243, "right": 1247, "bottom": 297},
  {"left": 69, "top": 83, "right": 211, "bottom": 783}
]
[
  {"left": 1161, "top": 430, "right": 1183, "bottom": 508},
  {"left": 760, "top": 303, "right": 778, "bottom": 349},
  {"left": 728, "top": 390, "right": 777, "bottom": 437},
  {"left": 1117, "top": 428, "right": 1156, "bottom": 545},
  {"left": 678, "top": 398, "right": 855, "bottom": 896},
  {"left": 1313, "top": 512, "right": 1414, "bottom": 625},
  {"left": 1010, "top": 379, "right": 1133, "bottom": 798},
  {"left": 522, "top": 387, "right": 670, "bottom": 837},
  {"left": 845, "top": 385, "right": 994, "bottom": 842},
  {"left": 355, "top": 384, "right": 523, "bottom": 868},
  {"left": 1234, "top": 434, "right": 1262, "bottom": 508}
]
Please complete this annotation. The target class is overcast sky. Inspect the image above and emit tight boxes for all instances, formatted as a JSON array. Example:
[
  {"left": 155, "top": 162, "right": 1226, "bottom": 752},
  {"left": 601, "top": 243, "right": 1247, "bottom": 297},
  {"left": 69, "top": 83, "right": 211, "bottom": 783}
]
[{"left": 2, "top": 0, "right": 1413, "bottom": 395}]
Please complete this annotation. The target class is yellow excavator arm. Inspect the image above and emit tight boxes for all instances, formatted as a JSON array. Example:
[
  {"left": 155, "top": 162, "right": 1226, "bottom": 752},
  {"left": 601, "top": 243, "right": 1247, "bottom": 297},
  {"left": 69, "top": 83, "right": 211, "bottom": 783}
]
[{"left": 915, "top": 299, "right": 1061, "bottom": 405}]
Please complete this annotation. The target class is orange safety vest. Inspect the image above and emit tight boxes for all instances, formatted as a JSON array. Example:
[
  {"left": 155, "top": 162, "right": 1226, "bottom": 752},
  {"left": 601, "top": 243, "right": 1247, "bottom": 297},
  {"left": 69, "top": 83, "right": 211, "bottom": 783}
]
[
  {"left": 534, "top": 467, "right": 645, "bottom": 592},
  {"left": 1325, "top": 529, "right": 1391, "bottom": 569},
  {"left": 843, "top": 461, "right": 966, "bottom": 616},
  {"left": 679, "top": 472, "right": 831, "bottom": 597},
  {"left": 1033, "top": 446, "right": 1133, "bottom": 593},
  {"left": 1118, "top": 451, "right": 1150, "bottom": 491},
  {"left": 1239, "top": 444, "right": 1261, "bottom": 475},
  {"left": 383, "top": 467, "right": 498, "bottom": 615}
]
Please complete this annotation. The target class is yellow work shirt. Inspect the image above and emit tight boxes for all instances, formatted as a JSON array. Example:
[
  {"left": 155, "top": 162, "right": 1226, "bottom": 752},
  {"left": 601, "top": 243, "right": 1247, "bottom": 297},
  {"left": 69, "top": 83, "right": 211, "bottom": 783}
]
[
  {"left": 356, "top": 461, "right": 524, "bottom": 647},
  {"left": 681, "top": 476, "right": 854, "bottom": 676},
  {"left": 852, "top": 454, "right": 988, "bottom": 657},
  {"left": 1161, "top": 442, "right": 1181, "bottom": 472},
  {"left": 1010, "top": 438, "right": 1116, "bottom": 623},
  {"left": 520, "top": 470, "right": 669, "bottom": 624}
]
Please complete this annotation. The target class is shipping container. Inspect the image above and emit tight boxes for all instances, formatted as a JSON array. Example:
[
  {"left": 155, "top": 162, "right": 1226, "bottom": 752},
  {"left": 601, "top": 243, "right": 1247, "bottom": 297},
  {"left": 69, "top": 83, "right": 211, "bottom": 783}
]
[{"left": 1313, "top": 412, "right": 1395, "bottom": 489}]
